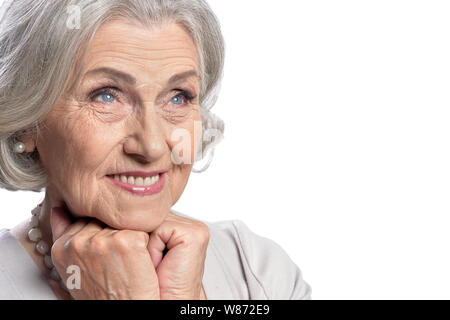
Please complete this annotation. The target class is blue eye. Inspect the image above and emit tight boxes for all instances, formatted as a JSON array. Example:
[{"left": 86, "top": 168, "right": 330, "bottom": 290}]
[
  {"left": 170, "top": 94, "right": 184, "bottom": 105},
  {"left": 95, "top": 93, "right": 115, "bottom": 103}
]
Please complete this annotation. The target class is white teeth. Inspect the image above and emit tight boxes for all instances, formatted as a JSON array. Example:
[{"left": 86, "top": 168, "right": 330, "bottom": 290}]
[
  {"left": 114, "top": 174, "right": 160, "bottom": 186},
  {"left": 135, "top": 177, "right": 144, "bottom": 186},
  {"left": 144, "top": 177, "right": 152, "bottom": 186}
]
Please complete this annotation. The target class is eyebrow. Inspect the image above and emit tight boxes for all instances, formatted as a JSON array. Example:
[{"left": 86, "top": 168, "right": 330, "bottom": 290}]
[
  {"left": 85, "top": 67, "right": 136, "bottom": 85},
  {"left": 84, "top": 67, "right": 199, "bottom": 87},
  {"left": 167, "top": 70, "right": 199, "bottom": 85}
]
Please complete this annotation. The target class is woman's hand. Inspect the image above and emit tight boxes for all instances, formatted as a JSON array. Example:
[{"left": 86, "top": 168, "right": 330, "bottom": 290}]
[
  {"left": 50, "top": 207, "right": 160, "bottom": 300},
  {"left": 147, "top": 212, "right": 210, "bottom": 300}
]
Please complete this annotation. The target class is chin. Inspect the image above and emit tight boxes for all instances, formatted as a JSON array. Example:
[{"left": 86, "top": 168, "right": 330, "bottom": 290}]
[{"left": 100, "top": 208, "right": 169, "bottom": 233}]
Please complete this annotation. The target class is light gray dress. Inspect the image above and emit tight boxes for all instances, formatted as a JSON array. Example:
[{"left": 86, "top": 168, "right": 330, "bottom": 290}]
[{"left": 0, "top": 210, "right": 312, "bottom": 300}]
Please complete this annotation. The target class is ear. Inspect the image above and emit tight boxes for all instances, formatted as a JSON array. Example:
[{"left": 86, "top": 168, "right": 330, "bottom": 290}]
[{"left": 17, "top": 129, "right": 37, "bottom": 153}]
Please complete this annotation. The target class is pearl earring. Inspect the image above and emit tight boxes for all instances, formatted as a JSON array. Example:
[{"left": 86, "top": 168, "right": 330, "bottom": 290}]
[{"left": 13, "top": 142, "right": 25, "bottom": 153}]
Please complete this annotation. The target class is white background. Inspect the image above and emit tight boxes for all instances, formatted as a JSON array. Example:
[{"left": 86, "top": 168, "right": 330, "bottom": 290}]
[{"left": 1, "top": 0, "right": 450, "bottom": 299}]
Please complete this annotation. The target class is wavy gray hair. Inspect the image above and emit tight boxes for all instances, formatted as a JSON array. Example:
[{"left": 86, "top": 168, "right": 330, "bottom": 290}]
[{"left": 0, "top": 0, "right": 225, "bottom": 192}]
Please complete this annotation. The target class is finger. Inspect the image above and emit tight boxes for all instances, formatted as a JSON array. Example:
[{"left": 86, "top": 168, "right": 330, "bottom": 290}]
[
  {"left": 50, "top": 207, "right": 92, "bottom": 243},
  {"left": 51, "top": 216, "right": 106, "bottom": 272},
  {"left": 147, "top": 221, "right": 184, "bottom": 269},
  {"left": 50, "top": 206, "right": 75, "bottom": 242},
  {"left": 83, "top": 218, "right": 109, "bottom": 241},
  {"left": 147, "top": 231, "right": 166, "bottom": 269},
  {"left": 59, "top": 217, "right": 106, "bottom": 245}
]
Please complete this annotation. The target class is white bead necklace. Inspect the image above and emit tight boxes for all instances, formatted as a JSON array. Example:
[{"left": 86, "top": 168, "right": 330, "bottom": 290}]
[{"left": 28, "top": 203, "right": 70, "bottom": 294}]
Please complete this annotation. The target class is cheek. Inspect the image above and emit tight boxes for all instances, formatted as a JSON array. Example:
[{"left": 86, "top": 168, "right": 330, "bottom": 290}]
[
  {"left": 164, "top": 114, "right": 199, "bottom": 201},
  {"left": 38, "top": 111, "right": 121, "bottom": 183},
  {"left": 165, "top": 111, "right": 202, "bottom": 162},
  {"left": 169, "top": 161, "right": 193, "bottom": 203}
]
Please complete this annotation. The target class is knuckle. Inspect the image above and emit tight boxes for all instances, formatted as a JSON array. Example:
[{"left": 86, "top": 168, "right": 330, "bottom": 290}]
[
  {"left": 111, "top": 230, "right": 135, "bottom": 251},
  {"left": 135, "top": 231, "right": 149, "bottom": 245},
  {"left": 90, "top": 234, "right": 109, "bottom": 253},
  {"left": 68, "top": 234, "right": 85, "bottom": 252},
  {"left": 193, "top": 222, "right": 210, "bottom": 243},
  {"left": 50, "top": 241, "right": 62, "bottom": 263}
]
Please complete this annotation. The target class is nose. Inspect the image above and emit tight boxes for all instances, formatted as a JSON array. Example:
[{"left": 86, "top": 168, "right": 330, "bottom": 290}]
[{"left": 122, "top": 109, "right": 168, "bottom": 163}]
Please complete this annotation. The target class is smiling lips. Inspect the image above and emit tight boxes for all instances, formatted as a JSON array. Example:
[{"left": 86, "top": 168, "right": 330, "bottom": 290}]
[{"left": 106, "top": 171, "right": 166, "bottom": 196}]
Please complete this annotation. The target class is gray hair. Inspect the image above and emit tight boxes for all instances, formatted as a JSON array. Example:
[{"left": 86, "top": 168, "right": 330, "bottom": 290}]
[{"left": 0, "top": 0, "right": 225, "bottom": 192}]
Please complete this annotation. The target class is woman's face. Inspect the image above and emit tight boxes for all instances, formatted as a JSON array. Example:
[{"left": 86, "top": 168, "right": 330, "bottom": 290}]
[{"left": 35, "top": 20, "right": 201, "bottom": 232}]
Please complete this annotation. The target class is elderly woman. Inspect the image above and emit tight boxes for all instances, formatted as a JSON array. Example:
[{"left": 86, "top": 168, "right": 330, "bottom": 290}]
[{"left": 0, "top": 0, "right": 311, "bottom": 300}]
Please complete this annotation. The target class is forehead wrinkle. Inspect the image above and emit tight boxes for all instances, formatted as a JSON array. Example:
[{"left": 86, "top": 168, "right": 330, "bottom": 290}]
[
  {"left": 84, "top": 54, "right": 198, "bottom": 83},
  {"left": 86, "top": 34, "right": 198, "bottom": 65},
  {"left": 91, "top": 23, "right": 197, "bottom": 59},
  {"left": 94, "top": 20, "right": 195, "bottom": 47}
]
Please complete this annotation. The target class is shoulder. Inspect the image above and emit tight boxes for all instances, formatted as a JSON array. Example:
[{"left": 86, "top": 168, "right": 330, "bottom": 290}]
[
  {"left": 0, "top": 228, "right": 56, "bottom": 299},
  {"left": 0, "top": 228, "right": 23, "bottom": 299},
  {"left": 204, "top": 219, "right": 312, "bottom": 300}
]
